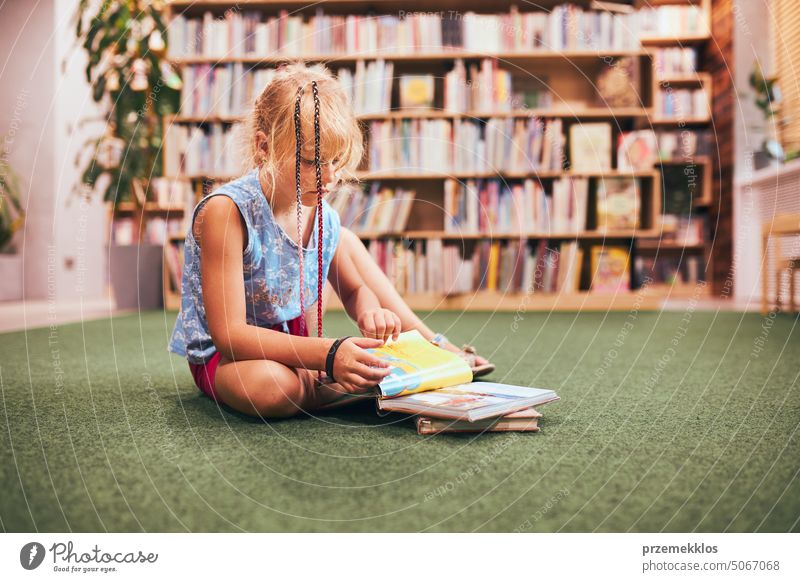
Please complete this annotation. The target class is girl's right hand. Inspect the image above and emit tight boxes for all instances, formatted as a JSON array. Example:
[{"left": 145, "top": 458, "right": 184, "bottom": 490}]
[{"left": 332, "top": 337, "right": 392, "bottom": 393}]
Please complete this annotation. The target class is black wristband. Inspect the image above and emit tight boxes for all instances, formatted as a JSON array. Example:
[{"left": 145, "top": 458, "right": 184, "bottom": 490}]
[{"left": 325, "top": 336, "right": 351, "bottom": 383}]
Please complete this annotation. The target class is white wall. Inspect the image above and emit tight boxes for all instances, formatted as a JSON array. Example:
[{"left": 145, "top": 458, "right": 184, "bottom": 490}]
[
  {"left": 0, "top": 0, "right": 107, "bottom": 302},
  {"left": 732, "top": 0, "right": 775, "bottom": 303}
]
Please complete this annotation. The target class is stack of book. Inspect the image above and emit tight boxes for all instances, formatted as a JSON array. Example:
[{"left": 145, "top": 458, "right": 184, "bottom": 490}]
[{"left": 332, "top": 330, "right": 560, "bottom": 435}]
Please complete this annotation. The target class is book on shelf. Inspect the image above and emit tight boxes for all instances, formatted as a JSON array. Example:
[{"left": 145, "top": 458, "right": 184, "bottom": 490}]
[
  {"left": 444, "top": 177, "right": 587, "bottom": 235},
  {"left": 368, "top": 117, "right": 564, "bottom": 174},
  {"left": 338, "top": 60, "right": 394, "bottom": 115},
  {"left": 660, "top": 215, "right": 705, "bottom": 246},
  {"left": 167, "top": 6, "right": 641, "bottom": 60},
  {"left": 569, "top": 122, "right": 612, "bottom": 172},
  {"left": 399, "top": 75, "right": 435, "bottom": 110},
  {"left": 591, "top": 246, "right": 631, "bottom": 293},
  {"left": 635, "top": 255, "right": 704, "bottom": 287},
  {"left": 366, "top": 237, "right": 583, "bottom": 296},
  {"left": 654, "top": 48, "right": 698, "bottom": 77},
  {"left": 655, "top": 88, "right": 709, "bottom": 119},
  {"left": 328, "top": 182, "right": 415, "bottom": 234},
  {"left": 596, "top": 178, "right": 640, "bottom": 231},
  {"left": 165, "top": 122, "right": 240, "bottom": 177},
  {"left": 637, "top": 4, "right": 709, "bottom": 38},
  {"left": 594, "top": 56, "right": 640, "bottom": 108},
  {"left": 350, "top": 330, "right": 559, "bottom": 422},
  {"left": 656, "top": 130, "right": 710, "bottom": 161},
  {"left": 164, "top": 238, "right": 186, "bottom": 295},
  {"left": 617, "top": 130, "right": 657, "bottom": 171},
  {"left": 416, "top": 407, "right": 543, "bottom": 435}
]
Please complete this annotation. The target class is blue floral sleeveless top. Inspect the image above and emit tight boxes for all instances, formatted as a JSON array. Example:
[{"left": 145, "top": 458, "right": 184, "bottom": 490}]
[{"left": 168, "top": 169, "right": 341, "bottom": 364}]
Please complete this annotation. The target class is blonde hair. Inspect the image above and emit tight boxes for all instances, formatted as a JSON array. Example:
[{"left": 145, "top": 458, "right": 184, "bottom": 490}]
[{"left": 241, "top": 62, "right": 363, "bottom": 193}]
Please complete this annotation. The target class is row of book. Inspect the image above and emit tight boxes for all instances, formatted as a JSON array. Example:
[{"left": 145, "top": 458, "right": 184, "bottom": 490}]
[
  {"left": 365, "top": 238, "right": 633, "bottom": 295},
  {"left": 164, "top": 123, "right": 241, "bottom": 177},
  {"left": 180, "top": 63, "right": 276, "bottom": 118},
  {"left": 444, "top": 59, "right": 552, "bottom": 113},
  {"left": 444, "top": 177, "right": 588, "bottom": 234},
  {"left": 326, "top": 183, "right": 415, "bottom": 234},
  {"left": 637, "top": 4, "right": 708, "bottom": 38},
  {"left": 443, "top": 176, "right": 641, "bottom": 234},
  {"left": 167, "top": 6, "right": 655, "bottom": 59},
  {"left": 656, "top": 88, "right": 710, "bottom": 119},
  {"left": 653, "top": 47, "right": 698, "bottom": 77},
  {"left": 634, "top": 256, "right": 705, "bottom": 287},
  {"left": 368, "top": 118, "right": 565, "bottom": 174}
]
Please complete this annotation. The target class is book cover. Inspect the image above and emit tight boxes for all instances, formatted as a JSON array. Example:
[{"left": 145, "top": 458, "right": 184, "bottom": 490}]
[
  {"left": 591, "top": 246, "right": 631, "bottom": 293},
  {"left": 379, "top": 381, "right": 559, "bottom": 422},
  {"left": 569, "top": 123, "right": 612, "bottom": 172},
  {"left": 416, "top": 407, "right": 543, "bottom": 435},
  {"left": 596, "top": 178, "right": 640, "bottom": 231},
  {"left": 617, "top": 130, "right": 657, "bottom": 171},
  {"left": 594, "top": 56, "right": 640, "bottom": 108},
  {"left": 399, "top": 75, "right": 434, "bottom": 110},
  {"left": 367, "top": 330, "right": 473, "bottom": 398}
]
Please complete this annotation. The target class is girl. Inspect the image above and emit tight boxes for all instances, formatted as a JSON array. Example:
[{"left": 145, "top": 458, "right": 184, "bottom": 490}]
[{"left": 169, "top": 63, "right": 492, "bottom": 419}]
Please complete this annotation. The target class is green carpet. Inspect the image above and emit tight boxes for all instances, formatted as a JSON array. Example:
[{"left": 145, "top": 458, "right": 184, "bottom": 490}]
[{"left": 1, "top": 309, "right": 798, "bottom": 532}]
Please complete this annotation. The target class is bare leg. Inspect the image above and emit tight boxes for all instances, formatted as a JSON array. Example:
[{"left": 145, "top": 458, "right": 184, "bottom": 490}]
[
  {"left": 213, "top": 283, "right": 369, "bottom": 418},
  {"left": 339, "top": 228, "right": 489, "bottom": 366},
  {"left": 214, "top": 355, "right": 368, "bottom": 418}
]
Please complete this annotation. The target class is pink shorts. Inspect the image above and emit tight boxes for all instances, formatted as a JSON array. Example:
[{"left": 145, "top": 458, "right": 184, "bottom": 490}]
[{"left": 188, "top": 316, "right": 309, "bottom": 403}]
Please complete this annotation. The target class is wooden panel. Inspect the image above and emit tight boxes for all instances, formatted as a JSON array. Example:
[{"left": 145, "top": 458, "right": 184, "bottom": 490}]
[{"left": 702, "top": 0, "right": 734, "bottom": 297}]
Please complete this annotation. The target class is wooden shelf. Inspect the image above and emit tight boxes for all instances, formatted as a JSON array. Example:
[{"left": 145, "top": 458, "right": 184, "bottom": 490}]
[
  {"left": 650, "top": 116, "right": 712, "bottom": 126},
  {"left": 657, "top": 74, "right": 711, "bottom": 85},
  {"left": 636, "top": 240, "right": 705, "bottom": 251},
  {"left": 326, "top": 288, "right": 704, "bottom": 312},
  {"left": 170, "top": 108, "right": 654, "bottom": 124},
  {"left": 639, "top": 34, "right": 710, "bottom": 47},
  {"left": 354, "top": 229, "right": 659, "bottom": 240},
  {"left": 115, "top": 202, "right": 185, "bottom": 213},
  {"left": 169, "top": 49, "right": 650, "bottom": 66},
  {"left": 354, "top": 170, "right": 661, "bottom": 180},
  {"left": 166, "top": 170, "right": 662, "bottom": 181}
]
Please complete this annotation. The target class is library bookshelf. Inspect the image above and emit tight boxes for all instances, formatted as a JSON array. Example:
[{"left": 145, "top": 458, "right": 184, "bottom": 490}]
[{"left": 154, "top": 0, "right": 715, "bottom": 312}]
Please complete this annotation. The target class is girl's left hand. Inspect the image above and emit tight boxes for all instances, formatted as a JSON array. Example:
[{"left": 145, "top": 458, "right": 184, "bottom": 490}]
[{"left": 357, "top": 308, "right": 402, "bottom": 344}]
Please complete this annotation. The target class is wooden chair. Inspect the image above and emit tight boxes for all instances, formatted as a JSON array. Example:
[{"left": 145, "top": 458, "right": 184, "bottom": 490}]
[{"left": 761, "top": 213, "right": 800, "bottom": 314}]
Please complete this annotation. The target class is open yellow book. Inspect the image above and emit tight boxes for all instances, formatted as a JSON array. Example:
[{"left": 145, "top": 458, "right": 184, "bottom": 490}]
[{"left": 359, "top": 330, "right": 559, "bottom": 422}]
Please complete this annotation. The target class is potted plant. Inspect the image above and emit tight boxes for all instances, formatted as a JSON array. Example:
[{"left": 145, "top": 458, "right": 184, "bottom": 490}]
[
  {"left": 73, "top": 0, "right": 181, "bottom": 310},
  {"left": 748, "top": 63, "right": 785, "bottom": 170},
  {"left": 0, "top": 158, "right": 25, "bottom": 301}
]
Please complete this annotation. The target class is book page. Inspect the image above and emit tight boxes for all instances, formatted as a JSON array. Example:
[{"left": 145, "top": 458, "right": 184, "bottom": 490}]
[{"left": 367, "top": 330, "right": 472, "bottom": 397}]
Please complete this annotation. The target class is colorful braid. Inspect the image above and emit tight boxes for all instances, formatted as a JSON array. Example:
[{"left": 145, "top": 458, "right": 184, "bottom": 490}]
[
  {"left": 312, "top": 80, "right": 324, "bottom": 341},
  {"left": 293, "top": 86, "right": 307, "bottom": 337}
]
